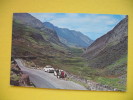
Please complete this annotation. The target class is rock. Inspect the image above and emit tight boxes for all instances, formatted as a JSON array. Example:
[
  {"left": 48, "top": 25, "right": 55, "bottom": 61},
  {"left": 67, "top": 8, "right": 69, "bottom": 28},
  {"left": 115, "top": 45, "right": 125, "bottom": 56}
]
[{"left": 19, "top": 74, "right": 30, "bottom": 86}]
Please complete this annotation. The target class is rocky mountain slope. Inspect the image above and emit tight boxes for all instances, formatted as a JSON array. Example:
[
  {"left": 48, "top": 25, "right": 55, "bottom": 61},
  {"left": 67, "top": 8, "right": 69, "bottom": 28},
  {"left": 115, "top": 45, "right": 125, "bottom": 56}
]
[
  {"left": 44, "top": 22, "right": 93, "bottom": 48},
  {"left": 83, "top": 16, "right": 128, "bottom": 76},
  {"left": 13, "top": 13, "right": 67, "bottom": 48},
  {"left": 12, "top": 13, "right": 69, "bottom": 67}
]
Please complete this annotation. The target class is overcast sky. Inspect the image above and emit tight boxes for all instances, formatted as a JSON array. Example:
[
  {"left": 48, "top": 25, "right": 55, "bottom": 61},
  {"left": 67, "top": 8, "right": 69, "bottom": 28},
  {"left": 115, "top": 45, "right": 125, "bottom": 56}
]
[{"left": 30, "top": 13, "right": 125, "bottom": 40}]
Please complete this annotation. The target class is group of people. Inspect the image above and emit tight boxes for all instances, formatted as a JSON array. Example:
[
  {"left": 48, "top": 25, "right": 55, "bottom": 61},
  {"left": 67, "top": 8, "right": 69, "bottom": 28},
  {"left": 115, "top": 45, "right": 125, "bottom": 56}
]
[{"left": 54, "top": 69, "right": 67, "bottom": 79}]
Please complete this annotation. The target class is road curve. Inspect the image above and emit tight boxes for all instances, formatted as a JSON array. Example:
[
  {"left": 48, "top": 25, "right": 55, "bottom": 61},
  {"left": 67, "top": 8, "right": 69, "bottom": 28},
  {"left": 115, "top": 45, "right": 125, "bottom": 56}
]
[{"left": 15, "top": 59, "right": 87, "bottom": 90}]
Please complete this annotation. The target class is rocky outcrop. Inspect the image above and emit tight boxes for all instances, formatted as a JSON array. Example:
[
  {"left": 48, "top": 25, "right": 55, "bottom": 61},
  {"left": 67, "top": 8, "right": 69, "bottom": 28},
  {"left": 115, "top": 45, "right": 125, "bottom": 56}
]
[{"left": 10, "top": 60, "right": 34, "bottom": 87}]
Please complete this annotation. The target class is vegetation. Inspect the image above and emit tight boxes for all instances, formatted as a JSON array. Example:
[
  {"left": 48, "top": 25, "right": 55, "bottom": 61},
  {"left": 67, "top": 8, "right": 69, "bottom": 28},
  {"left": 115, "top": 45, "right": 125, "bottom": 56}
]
[
  {"left": 88, "top": 37, "right": 127, "bottom": 69},
  {"left": 12, "top": 13, "right": 127, "bottom": 91},
  {"left": 68, "top": 47, "right": 84, "bottom": 56},
  {"left": 10, "top": 63, "right": 35, "bottom": 87},
  {"left": 94, "top": 76, "right": 126, "bottom": 91}
]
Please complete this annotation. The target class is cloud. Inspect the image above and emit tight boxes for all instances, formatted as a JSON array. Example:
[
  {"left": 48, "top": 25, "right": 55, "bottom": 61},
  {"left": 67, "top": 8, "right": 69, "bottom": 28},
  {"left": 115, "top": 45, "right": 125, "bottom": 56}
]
[{"left": 30, "top": 13, "right": 125, "bottom": 40}]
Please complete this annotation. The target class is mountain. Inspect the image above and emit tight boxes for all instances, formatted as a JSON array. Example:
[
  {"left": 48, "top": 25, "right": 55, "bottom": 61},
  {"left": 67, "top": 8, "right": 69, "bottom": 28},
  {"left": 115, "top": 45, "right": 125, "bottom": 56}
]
[
  {"left": 83, "top": 16, "right": 128, "bottom": 76},
  {"left": 13, "top": 13, "right": 44, "bottom": 28},
  {"left": 43, "top": 22, "right": 93, "bottom": 48},
  {"left": 12, "top": 13, "right": 69, "bottom": 66},
  {"left": 13, "top": 13, "right": 67, "bottom": 47}
]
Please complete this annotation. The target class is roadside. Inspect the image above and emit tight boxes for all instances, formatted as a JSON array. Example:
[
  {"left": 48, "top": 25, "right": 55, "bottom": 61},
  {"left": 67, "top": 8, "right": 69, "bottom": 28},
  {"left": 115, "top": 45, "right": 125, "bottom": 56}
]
[
  {"left": 13, "top": 59, "right": 87, "bottom": 90},
  {"left": 13, "top": 59, "right": 120, "bottom": 91},
  {"left": 10, "top": 60, "right": 35, "bottom": 87},
  {"left": 67, "top": 73, "right": 120, "bottom": 91}
]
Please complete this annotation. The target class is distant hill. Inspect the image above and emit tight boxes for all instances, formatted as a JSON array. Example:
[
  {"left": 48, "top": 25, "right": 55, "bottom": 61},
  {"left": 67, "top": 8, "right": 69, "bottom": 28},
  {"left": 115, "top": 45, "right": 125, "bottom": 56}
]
[
  {"left": 83, "top": 16, "right": 128, "bottom": 76},
  {"left": 44, "top": 22, "right": 93, "bottom": 48}
]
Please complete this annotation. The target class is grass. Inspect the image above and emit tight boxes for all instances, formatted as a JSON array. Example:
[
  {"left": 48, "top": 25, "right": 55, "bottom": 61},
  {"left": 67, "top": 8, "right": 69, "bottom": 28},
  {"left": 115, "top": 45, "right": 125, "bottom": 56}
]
[
  {"left": 86, "top": 56, "right": 127, "bottom": 91},
  {"left": 68, "top": 47, "right": 84, "bottom": 56},
  {"left": 102, "top": 55, "right": 127, "bottom": 76},
  {"left": 57, "top": 54, "right": 127, "bottom": 91},
  {"left": 25, "top": 36, "right": 37, "bottom": 44},
  {"left": 56, "top": 57, "right": 98, "bottom": 80},
  {"left": 94, "top": 76, "right": 126, "bottom": 91},
  {"left": 10, "top": 71, "right": 20, "bottom": 81},
  {"left": 51, "top": 42, "right": 67, "bottom": 52},
  {"left": 106, "top": 41, "right": 119, "bottom": 48},
  {"left": 106, "top": 55, "right": 127, "bottom": 70},
  {"left": 12, "top": 43, "right": 42, "bottom": 56},
  {"left": 68, "top": 78, "right": 89, "bottom": 89},
  {"left": 61, "top": 57, "right": 84, "bottom": 64}
]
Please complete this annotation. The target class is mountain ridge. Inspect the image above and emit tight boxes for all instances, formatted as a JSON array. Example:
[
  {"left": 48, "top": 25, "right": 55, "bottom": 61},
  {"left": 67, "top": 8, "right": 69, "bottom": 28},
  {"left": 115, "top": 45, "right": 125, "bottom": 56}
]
[
  {"left": 83, "top": 16, "right": 128, "bottom": 73},
  {"left": 13, "top": 13, "right": 68, "bottom": 48},
  {"left": 12, "top": 13, "right": 70, "bottom": 67},
  {"left": 43, "top": 22, "right": 93, "bottom": 48}
]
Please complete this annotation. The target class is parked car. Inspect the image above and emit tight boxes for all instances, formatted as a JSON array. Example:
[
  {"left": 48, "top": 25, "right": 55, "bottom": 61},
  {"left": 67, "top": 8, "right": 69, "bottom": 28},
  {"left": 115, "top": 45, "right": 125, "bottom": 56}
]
[{"left": 43, "top": 65, "right": 54, "bottom": 73}]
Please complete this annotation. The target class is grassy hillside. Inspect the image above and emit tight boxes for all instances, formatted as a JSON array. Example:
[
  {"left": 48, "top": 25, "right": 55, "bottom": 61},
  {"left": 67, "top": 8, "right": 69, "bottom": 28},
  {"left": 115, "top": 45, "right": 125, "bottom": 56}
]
[
  {"left": 12, "top": 20, "right": 69, "bottom": 67},
  {"left": 88, "top": 36, "right": 127, "bottom": 69}
]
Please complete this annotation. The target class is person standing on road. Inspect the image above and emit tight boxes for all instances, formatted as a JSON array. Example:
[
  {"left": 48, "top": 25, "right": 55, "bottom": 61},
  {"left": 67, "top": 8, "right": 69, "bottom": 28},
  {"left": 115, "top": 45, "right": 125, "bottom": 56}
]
[
  {"left": 56, "top": 69, "right": 59, "bottom": 78},
  {"left": 61, "top": 70, "right": 65, "bottom": 78}
]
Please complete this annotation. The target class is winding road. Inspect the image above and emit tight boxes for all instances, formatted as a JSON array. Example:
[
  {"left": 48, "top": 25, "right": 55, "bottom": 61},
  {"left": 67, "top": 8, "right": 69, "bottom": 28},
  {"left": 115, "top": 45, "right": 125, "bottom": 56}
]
[{"left": 15, "top": 59, "right": 87, "bottom": 90}]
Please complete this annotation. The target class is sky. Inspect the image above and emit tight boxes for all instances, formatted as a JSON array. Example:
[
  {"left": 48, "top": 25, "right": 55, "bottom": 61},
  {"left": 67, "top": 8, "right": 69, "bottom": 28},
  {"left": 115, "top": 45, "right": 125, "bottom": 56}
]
[{"left": 30, "top": 13, "right": 125, "bottom": 40}]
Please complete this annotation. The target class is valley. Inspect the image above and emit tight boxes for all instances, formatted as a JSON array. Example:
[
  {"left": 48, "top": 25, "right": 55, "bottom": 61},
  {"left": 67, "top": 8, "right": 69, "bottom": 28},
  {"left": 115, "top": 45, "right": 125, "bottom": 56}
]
[{"left": 11, "top": 13, "right": 127, "bottom": 91}]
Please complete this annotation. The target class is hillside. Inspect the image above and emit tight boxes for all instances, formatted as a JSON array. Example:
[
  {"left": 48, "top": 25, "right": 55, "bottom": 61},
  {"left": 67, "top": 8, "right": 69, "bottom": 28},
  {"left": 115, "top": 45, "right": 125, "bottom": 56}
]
[
  {"left": 44, "top": 22, "right": 93, "bottom": 48},
  {"left": 80, "top": 16, "right": 128, "bottom": 91},
  {"left": 83, "top": 16, "right": 128, "bottom": 76},
  {"left": 12, "top": 13, "right": 69, "bottom": 67},
  {"left": 13, "top": 13, "right": 67, "bottom": 48}
]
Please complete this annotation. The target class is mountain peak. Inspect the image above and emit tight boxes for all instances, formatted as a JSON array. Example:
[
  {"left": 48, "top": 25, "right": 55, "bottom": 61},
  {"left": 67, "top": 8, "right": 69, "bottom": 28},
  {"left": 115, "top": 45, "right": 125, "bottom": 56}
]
[
  {"left": 43, "top": 22, "right": 56, "bottom": 29},
  {"left": 13, "top": 13, "right": 45, "bottom": 28}
]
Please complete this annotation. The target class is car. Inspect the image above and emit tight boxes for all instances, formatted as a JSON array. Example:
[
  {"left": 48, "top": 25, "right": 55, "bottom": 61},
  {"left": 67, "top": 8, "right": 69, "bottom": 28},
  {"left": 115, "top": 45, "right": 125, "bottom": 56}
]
[{"left": 43, "top": 65, "right": 54, "bottom": 73}]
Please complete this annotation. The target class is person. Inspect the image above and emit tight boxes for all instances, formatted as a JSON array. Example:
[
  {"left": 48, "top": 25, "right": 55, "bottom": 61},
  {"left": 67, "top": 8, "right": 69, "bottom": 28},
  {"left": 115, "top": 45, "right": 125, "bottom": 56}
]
[
  {"left": 56, "top": 69, "right": 59, "bottom": 78},
  {"left": 61, "top": 70, "right": 65, "bottom": 78},
  {"left": 65, "top": 72, "right": 67, "bottom": 78},
  {"left": 54, "top": 69, "right": 57, "bottom": 76},
  {"left": 64, "top": 72, "right": 67, "bottom": 80}
]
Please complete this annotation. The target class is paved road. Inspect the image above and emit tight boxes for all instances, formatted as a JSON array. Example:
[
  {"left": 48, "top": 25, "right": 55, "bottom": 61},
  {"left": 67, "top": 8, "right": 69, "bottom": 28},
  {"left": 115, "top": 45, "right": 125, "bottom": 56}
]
[{"left": 15, "top": 59, "right": 87, "bottom": 90}]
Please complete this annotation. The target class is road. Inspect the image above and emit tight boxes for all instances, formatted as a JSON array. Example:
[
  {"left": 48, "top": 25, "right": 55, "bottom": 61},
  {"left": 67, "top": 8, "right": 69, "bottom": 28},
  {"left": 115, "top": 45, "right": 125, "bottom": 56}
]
[{"left": 15, "top": 59, "right": 87, "bottom": 90}]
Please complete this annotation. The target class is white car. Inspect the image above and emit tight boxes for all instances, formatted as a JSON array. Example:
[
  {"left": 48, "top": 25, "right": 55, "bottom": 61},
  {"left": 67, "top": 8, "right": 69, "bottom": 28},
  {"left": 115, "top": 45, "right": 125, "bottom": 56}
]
[{"left": 43, "top": 65, "right": 54, "bottom": 73}]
